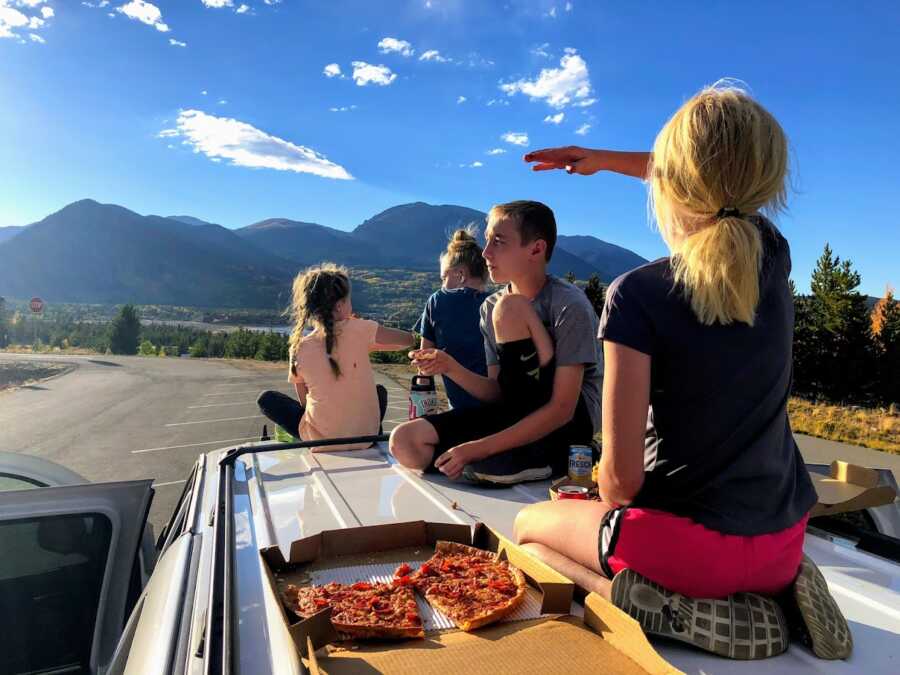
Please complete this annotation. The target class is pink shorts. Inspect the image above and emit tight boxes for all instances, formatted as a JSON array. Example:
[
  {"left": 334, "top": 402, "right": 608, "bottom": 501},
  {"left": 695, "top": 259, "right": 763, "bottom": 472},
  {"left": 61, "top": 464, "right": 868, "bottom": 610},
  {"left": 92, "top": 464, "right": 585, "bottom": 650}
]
[{"left": 600, "top": 508, "right": 808, "bottom": 598}]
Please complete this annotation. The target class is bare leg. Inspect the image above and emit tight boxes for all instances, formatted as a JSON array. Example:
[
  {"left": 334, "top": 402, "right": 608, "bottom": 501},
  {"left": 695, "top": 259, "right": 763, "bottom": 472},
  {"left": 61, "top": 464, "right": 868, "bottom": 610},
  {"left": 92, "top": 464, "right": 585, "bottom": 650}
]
[
  {"left": 492, "top": 293, "right": 554, "bottom": 366},
  {"left": 519, "top": 542, "right": 612, "bottom": 599},
  {"left": 514, "top": 500, "right": 613, "bottom": 595},
  {"left": 389, "top": 418, "right": 440, "bottom": 470}
]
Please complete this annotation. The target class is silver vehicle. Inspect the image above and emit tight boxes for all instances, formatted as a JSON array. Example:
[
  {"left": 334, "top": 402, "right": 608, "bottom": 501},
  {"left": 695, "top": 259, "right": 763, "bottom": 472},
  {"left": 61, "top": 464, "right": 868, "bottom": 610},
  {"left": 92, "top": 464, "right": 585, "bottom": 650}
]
[{"left": 2, "top": 438, "right": 899, "bottom": 674}]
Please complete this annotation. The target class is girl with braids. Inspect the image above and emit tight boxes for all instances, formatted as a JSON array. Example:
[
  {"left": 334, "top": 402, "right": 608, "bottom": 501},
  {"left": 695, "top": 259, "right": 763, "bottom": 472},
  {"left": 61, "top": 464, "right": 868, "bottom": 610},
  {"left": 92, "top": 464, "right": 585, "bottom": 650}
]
[
  {"left": 413, "top": 227, "right": 491, "bottom": 410},
  {"left": 515, "top": 84, "right": 850, "bottom": 660},
  {"left": 257, "top": 263, "right": 414, "bottom": 451}
]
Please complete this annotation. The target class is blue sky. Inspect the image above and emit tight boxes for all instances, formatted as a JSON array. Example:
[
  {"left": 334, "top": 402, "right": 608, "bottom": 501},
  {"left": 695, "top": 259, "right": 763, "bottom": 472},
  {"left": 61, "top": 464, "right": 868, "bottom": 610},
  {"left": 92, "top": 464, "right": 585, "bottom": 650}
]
[{"left": 1, "top": 0, "right": 898, "bottom": 296}]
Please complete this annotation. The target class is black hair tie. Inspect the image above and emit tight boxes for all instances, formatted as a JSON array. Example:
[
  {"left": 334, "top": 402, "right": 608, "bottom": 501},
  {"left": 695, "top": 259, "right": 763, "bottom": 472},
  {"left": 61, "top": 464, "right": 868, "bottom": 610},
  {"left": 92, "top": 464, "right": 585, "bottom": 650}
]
[{"left": 716, "top": 207, "right": 742, "bottom": 219}]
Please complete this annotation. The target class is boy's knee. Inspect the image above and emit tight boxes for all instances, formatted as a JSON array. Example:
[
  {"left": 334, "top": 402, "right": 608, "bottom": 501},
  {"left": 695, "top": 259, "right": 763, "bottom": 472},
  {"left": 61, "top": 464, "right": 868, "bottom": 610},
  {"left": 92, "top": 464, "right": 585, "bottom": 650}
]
[
  {"left": 513, "top": 505, "right": 536, "bottom": 544},
  {"left": 389, "top": 421, "right": 431, "bottom": 470},
  {"left": 492, "top": 293, "right": 535, "bottom": 339}
]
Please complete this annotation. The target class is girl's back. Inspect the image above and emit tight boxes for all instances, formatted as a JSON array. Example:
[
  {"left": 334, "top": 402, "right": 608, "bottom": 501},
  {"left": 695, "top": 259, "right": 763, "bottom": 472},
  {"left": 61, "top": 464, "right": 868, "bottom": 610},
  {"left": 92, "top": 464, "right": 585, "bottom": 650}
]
[{"left": 291, "top": 317, "right": 380, "bottom": 450}]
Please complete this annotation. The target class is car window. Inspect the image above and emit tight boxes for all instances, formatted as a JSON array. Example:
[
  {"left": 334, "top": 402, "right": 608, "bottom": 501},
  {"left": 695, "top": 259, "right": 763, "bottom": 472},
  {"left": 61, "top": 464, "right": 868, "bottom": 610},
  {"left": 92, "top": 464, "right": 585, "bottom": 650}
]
[
  {"left": 158, "top": 464, "right": 197, "bottom": 552},
  {"left": 0, "top": 472, "right": 46, "bottom": 491},
  {"left": 0, "top": 512, "right": 112, "bottom": 675}
]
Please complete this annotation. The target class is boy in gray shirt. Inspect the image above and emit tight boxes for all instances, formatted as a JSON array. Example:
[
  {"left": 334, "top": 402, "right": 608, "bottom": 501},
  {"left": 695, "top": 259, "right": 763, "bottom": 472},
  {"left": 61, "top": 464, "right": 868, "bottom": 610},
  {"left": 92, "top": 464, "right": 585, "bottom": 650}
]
[{"left": 390, "top": 200, "right": 603, "bottom": 485}]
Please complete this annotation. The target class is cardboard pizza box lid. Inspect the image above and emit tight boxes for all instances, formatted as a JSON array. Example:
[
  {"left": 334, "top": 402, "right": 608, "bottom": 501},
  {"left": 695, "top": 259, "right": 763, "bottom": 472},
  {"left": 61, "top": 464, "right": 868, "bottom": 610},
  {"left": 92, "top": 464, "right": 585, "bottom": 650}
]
[{"left": 809, "top": 460, "right": 897, "bottom": 518}]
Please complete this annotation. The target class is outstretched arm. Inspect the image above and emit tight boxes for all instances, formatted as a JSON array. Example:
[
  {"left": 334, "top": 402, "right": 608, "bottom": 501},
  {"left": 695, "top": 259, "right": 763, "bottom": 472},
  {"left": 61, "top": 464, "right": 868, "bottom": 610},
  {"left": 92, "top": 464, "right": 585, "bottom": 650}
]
[
  {"left": 523, "top": 147, "right": 651, "bottom": 179},
  {"left": 372, "top": 325, "right": 416, "bottom": 352}
]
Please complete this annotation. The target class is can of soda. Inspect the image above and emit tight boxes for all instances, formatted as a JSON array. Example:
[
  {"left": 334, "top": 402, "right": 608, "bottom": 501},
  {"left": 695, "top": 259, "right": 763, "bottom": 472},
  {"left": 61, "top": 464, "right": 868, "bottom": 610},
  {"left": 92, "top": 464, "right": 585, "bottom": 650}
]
[
  {"left": 557, "top": 485, "right": 589, "bottom": 500},
  {"left": 567, "top": 444, "right": 593, "bottom": 487}
]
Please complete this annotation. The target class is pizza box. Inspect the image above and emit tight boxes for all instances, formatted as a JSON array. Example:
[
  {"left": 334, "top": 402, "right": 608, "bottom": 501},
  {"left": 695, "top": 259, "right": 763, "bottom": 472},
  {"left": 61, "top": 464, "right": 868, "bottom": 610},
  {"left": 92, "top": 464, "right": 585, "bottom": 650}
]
[
  {"left": 809, "top": 460, "right": 897, "bottom": 518},
  {"left": 260, "top": 520, "right": 679, "bottom": 674}
]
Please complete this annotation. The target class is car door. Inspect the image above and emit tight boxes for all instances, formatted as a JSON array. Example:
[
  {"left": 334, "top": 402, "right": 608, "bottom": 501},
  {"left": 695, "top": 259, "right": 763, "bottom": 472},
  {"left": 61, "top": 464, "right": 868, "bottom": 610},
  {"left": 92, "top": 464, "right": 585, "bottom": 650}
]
[{"left": 0, "top": 479, "right": 153, "bottom": 675}]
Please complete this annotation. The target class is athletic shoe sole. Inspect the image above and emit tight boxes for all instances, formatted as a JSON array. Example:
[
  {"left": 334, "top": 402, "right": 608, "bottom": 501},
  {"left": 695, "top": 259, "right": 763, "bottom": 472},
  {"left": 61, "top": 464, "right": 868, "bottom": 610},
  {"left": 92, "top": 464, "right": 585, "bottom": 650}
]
[
  {"left": 611, "top": 568, "right": 790, "bottom": 660},
  {"left": 791, "top": 555, "right": 853, "bottom": 659}
]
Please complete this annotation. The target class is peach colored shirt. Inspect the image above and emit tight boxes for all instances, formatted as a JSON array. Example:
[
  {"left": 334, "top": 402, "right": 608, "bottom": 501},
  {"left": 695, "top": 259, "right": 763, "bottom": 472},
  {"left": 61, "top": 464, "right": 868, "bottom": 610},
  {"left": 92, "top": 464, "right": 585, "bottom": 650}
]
[{"left": 289, "top": 317, "right": 379, "bottom": 451}]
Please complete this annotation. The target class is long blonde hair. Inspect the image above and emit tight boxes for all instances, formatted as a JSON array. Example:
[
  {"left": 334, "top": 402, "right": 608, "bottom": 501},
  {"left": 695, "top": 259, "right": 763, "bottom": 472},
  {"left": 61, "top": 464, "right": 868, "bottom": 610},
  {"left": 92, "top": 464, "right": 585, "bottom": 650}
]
[
  {"left": 650, "top": 83, "right": 788, "bottom": 326},
  {"left": 288, "top": 263, "right": 350, "bottom": 378},
  {"left": 441, "top": 226, "right": 488, "bottom": 280}
]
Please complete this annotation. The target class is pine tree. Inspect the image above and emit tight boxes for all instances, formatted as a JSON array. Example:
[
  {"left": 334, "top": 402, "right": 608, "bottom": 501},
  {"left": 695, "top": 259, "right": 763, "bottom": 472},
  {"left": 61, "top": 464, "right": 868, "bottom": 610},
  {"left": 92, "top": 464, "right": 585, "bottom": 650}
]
[
  {"left": 108, "top": 305, "right": 141, "bottom": 355},
  {"left": 584, "top": 274, "right": 606, "bottom": 319},
  {"left": 871, "top": 286, "right": 900, "bottom": 404},
  {"left": 807, "top": 244, "right": 873, "bottom": 402},
  {"left": 565, "top": 271, "right": 577, "bottom": 284}
]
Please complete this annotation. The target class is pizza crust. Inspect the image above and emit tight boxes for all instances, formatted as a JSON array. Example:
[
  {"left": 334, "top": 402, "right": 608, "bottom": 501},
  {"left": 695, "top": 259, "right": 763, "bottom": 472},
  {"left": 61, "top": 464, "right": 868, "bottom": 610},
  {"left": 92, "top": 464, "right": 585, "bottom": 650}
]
[
  {"left": 333, "top": 622, "right": 425, "bottom": 640},
  {"left": 434, "top": 540, "right": 497, "bottom": 561}
]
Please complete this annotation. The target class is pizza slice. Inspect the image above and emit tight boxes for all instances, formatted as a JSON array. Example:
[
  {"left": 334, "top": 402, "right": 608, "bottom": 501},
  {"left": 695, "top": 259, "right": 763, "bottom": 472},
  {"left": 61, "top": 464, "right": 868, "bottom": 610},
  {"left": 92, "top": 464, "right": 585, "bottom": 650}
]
[{"left": 283, "top": 581, "right": 425, "bottom": 640}]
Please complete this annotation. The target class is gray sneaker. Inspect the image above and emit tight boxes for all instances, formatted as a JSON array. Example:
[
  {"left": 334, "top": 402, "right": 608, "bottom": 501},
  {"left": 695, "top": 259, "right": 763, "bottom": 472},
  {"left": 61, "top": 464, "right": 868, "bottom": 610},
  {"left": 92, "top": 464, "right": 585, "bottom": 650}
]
[{"left": 611, "top": 568, "right": 790, "bottom": 660}]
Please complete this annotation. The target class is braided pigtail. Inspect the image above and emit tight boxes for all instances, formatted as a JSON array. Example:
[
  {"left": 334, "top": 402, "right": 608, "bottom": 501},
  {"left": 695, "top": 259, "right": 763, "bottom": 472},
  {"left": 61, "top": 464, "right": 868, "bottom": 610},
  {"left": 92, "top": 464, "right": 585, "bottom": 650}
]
[{"left": 288, "top": 263, "right": 351, "bottom": 380}]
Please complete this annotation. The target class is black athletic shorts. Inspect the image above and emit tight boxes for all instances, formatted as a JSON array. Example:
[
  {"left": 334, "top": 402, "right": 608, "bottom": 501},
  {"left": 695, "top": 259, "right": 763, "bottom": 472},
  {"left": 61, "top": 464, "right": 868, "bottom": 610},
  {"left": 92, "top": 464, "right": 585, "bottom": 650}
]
[{"left": 423, "top": 337, "right": 595, "bottom": 478}]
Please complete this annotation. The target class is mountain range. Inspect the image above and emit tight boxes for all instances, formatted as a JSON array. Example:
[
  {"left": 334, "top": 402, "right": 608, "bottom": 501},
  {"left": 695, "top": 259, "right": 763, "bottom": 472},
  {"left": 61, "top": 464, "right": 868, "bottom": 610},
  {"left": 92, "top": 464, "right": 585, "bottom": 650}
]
[{"left": 0, "top": 199, "right": 648, "bottom": 308}]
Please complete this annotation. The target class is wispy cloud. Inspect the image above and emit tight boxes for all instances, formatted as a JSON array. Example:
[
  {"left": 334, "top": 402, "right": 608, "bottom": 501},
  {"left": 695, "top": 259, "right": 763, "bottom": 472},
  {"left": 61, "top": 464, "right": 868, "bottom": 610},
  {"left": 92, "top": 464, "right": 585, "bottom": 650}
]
[
  {"left": 329, "top": 105, "right": 357, "bottom": 112},
  {"left": 1, "top": 0, "right": 54, "bottom": 42},
  {"left": 486, "top": 148, "right": 506, "bottom": 155},
  {"left": 544, "top": 112, "right": 564, "bottom": 125},
  {"left": 419, "top": 49, "right": 450, "bottom": 63},
  {"left": 531, "top": 42, "right": 551, "bottom": 58},
  {"left": 500, "top": 48, "right": 593, "bottom": 109},
  {"left": 575, "top": 122, "right": 591, "bottom": 136},
  {"left": 486, "top": 98, "right": 509, "bottom": 107},
  {"left": 378, "top": 36, "right": 413, "bottom": 57},
  {"left": 169, "top": 109, "right": 353, "bottom": 180},
  {"left": 323, "top": 63, "right": 343, "bottom": 78},
  {"left": 466, "top": 161, "right": 484, "bottom": 168},
  {"left": 116, "top": 1, "right": 170, "bottom": 33},
  {"left": 456, "top": 95, "right": 466, "bottom": 104},
  {"left": 351, "top": 61, "right": 396, "bottom": 86},
  {"left": 501, "top": 131, "right": 529, "bottom": 147},
  {"left": 200, "top": 0, "right": 232, "bottom": 7},
  {"left": 169, "top": 37, "right": 186, "bottom": 47},
  {"left": 236, "top": 3, "right": 250, "bottom": 13},
  {"left": 28, "top": 32, "right": 44, "bottom": 43}
]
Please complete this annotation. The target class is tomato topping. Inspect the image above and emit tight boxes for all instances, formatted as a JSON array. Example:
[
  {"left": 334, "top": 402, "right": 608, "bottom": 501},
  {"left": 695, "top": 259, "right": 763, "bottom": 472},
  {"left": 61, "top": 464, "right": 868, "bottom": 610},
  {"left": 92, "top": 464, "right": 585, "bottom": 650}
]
[
  {"left": 440, "top": 559, "right": 453, "bottom": 573},
  {"left": 393, "top": 575, "right": 412, "bottom": 586},
  {"left": 489, "top": 580, "right": 514, "bottom": 593},
  {"left": 394, "top": 563, "right": 412, "bottom": 576},
  {"left": 314, "top": 598, "right": 330, "bottom": 608},
  {"left": 406, "top": 612, "right": 421, "bottom": 623},
  {"left": 351, "top": 582, "right": 372, "bottom": 591},
  {"left": 420, "top": 563, "right": 431, "bottom": 575}
]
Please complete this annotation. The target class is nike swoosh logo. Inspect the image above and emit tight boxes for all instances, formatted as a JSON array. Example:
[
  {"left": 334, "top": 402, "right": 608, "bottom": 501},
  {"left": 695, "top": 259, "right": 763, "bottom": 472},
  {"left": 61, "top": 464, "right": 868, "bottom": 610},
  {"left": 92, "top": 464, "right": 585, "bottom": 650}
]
[{"left": 520, "top": 352, "right": 537, "bottom": 361}]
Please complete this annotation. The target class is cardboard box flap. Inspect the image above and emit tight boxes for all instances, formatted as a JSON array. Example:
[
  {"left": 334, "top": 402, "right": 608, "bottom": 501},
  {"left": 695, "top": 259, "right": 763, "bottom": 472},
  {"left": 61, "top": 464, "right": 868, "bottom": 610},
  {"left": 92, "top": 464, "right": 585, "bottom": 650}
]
[
  {"left": 810, "top": 461, "right": 897, "bottom": 518},
  {"left": 583, "top": 593, "right": 683, "bottom": 675}
]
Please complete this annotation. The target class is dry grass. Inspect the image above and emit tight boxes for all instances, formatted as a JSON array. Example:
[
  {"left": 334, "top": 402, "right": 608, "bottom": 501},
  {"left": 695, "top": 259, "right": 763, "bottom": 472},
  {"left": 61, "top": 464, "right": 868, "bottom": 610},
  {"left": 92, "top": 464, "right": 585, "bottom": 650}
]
[{"left": 789, "top": 397, "right": 899, "bottom": 454}]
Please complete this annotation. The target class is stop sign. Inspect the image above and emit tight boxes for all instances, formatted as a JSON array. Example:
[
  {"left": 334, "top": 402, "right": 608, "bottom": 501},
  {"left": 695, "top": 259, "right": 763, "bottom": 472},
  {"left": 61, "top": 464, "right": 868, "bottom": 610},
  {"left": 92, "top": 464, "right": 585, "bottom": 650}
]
[{"left": 30, "top": 297, "right": 44, "bottom": 314}]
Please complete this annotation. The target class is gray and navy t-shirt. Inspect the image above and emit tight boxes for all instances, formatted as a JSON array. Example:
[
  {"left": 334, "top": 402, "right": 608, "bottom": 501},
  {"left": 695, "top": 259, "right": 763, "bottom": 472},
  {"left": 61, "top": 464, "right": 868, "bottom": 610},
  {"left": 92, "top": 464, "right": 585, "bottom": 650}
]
[
  {"left": 598, "top": 217, "right": 817, "bottom": 536},
  {"left": 480, "top": 275, "right": 604, "bottom": 434}
]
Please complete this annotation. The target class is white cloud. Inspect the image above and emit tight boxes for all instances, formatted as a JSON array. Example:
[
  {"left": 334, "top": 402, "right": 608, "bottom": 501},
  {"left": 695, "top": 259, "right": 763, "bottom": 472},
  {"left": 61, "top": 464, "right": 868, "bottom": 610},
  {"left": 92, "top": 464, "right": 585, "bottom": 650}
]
[
  {"left": 81, "top": 1, "right": 111, "bottom": 7},
  {"left": 573, "top": 97, "right": 596, "bottom": 108},
  {"left": 351, "top": 61, "right": 396, "bottom": 87},
  {"left": 236, "top": 3, "right": 249, "bottom": 13},
  {"left": 544, "top": 112, "right": 564, "bottom": 125},
  {"left": 531, "top": 42, "right": 551, "bottom": 58},
  {"left": 157, "top": 128, "right": 179, "bottom": 137},
  {"left": 500, "top": 49, "right": 592, "bottom": 109},
  {"left": 116, "top": 1, "right": 170, "bottom": 33},
  {"left": 201, "top": 0, "right": 232, "bottom": 7},
  {"left": 28, "top": 32, "right": 44, "bottom": 42},
  {"left": 419, "top": 49, "right": 450, "bottom": 63},
  {"left": 0, "top": 4, "right": 29, "bottom": 39},
  {"left": 170, "top": 109, "right": 353, "bottom": 180},
  {"left": 169, "top": 37, "right": 186, "bottom": 47},
  {"left": 378, "top": 37, "right": 413, "bottom": 57},
  {"left": 201, "top": 89, "right": 208, "bottom": 95},
  {"left": 501, "top": 131, "right": 529, "bottom": 147},
  {"left": 565, "top": 1, "right": 573, "bottom": 11},
  {"left": 217, "top": 98, "right": 227, "bottom": 104},
  {"left": 486, "top": 98, "right": 509, "bottom": 107},
  {"left": 456, "top": 95, "right": 466, "bottom": 104},
  {"left": 40, "top": 6, "right": 53, "bottom": 18},
  {"left": 547, "top": 6, "right": 557, "bottom": 18},
  {"left": 323, "top": 63, "right": 343, "bottom": 78},
  {"left": 486, "top": 148, "right": 506, "bottom": 155},
  {"left": 329, "top": 105, "right": 357, "bottom": 112},
  {"left": 27, "top": 15, "right": 43, "bottom": 28},
  {"left": 469, "top": 161, "right": 483, "bottom": 168},
  {"left": 575, "top": 122, "right": 591, "bottom": 135}
]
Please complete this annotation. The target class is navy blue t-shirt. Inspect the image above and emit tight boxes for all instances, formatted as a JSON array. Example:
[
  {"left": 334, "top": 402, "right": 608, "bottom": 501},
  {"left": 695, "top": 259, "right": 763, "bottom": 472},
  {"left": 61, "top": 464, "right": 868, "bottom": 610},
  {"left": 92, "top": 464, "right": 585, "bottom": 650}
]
[
  {"left": 598, "top": 217, "right": 817, "bottom": 536},
  {"left": 414, "top": 287, "right": 491, "bottom": 410}
]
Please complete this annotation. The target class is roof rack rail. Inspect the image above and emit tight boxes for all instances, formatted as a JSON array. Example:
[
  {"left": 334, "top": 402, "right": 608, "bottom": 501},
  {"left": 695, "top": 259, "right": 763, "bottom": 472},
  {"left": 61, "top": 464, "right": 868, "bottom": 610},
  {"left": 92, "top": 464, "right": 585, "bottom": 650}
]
[{"left": 218, "top": 434, "right": 390, "bottom": 468}]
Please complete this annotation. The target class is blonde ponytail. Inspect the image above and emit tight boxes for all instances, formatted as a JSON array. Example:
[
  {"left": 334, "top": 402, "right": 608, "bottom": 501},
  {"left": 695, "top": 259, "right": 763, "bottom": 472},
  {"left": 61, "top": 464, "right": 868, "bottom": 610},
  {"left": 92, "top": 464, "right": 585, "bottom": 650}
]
[
  {"left": 441, "top": 225, "right": 488, "bottom": 280},
  {"left": 650, "top": 82, "right": 788, "bottom": 326}
]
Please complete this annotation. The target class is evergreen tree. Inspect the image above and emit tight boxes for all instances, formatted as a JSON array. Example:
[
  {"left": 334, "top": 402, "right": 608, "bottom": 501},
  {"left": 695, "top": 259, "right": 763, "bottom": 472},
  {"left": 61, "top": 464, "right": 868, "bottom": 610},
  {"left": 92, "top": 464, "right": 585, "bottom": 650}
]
[
  {"left": 584, "top": 274, "right": 606, "bottom": 319},
  {"left": 138, "top": 340, "right": 156, "bottom": 356},
  {"left": 807, "top": 244, "right": 873, "bottom": 402},
  {"left": 564, "top": 271, "right": 577, "bottom": 284},
  {"left": 871, "top": 286, "right": 900, "bottom": 404},
  {"left": 108, "top": 305, "right": 141, "bottom": 355}
]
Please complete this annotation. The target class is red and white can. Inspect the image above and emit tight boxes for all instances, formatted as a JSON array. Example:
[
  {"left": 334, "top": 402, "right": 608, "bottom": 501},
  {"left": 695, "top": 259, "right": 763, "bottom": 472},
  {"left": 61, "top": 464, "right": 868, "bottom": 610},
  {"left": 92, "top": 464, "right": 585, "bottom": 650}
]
[{"left": 557, "top": 485, "right": 589, "bottom": 500}]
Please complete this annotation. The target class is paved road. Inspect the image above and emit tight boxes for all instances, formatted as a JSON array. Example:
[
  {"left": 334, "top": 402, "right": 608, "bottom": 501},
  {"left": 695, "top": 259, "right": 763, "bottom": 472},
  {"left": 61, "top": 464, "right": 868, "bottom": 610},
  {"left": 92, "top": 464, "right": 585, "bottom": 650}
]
[
  {"left": 2, "top": 352, "right": 897, "bottom": 536},
  {"left": 0, "top": 353, "right": 411, "bottom": 535}
]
